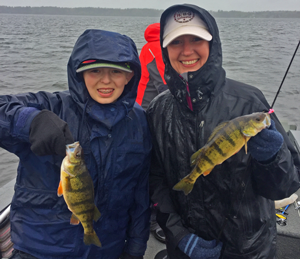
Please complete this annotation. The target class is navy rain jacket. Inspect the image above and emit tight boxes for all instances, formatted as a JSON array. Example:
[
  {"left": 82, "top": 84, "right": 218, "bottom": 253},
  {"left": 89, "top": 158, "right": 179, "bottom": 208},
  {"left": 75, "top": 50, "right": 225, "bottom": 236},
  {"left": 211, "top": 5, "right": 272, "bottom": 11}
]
[{"left": 0, "top": 29, "right": 151, "bottom": 259}]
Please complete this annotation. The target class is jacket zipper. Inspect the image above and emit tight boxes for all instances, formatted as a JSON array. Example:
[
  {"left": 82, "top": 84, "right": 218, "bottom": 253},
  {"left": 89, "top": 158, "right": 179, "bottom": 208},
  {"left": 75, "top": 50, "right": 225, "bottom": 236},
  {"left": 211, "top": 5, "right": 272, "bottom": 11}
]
[
  {"left": 198, "top": 120, "right": 205, "bottom": 149},
  {"left": 179, "top": 75, "right": 193, "bottom": 111},
  {"left": 195, "top": 118, "right": 206, "bottom": 225}
]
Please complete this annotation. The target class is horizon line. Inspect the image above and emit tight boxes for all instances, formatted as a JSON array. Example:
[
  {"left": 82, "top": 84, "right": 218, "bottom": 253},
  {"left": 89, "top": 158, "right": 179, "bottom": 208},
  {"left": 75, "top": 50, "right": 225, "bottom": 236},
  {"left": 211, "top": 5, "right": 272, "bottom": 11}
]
[{"left": 1, "top": 6, "right": 300, "bottom": 12}]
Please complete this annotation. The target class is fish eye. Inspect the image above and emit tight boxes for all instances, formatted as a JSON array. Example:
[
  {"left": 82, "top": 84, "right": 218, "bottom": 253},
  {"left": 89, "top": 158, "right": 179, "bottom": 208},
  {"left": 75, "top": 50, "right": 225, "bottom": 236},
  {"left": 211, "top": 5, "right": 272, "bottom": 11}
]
[{"left": 255, "top": 117, "right": 261, "bottom": 122}]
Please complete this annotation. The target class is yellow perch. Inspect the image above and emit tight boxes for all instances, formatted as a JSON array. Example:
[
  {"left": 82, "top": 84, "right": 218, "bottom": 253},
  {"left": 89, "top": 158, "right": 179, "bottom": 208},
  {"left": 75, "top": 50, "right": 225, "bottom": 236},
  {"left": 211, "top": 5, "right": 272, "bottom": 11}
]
[
  {"left": 173, "top": 112, "right": 271, "bottom": 195},
  {"left": 58, "top": 141, "right": 102, "bottom": 247}
]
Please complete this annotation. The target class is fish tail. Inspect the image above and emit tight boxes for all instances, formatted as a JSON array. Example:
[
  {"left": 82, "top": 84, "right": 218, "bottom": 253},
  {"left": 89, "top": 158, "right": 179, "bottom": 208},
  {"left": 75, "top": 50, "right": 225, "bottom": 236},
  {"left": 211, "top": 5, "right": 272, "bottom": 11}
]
[
  {"left": 84, "top": 231, "right": 102, "bottom": 247},
  {"left": 173, "top": 174, "right": 196, "bottom": 195}
]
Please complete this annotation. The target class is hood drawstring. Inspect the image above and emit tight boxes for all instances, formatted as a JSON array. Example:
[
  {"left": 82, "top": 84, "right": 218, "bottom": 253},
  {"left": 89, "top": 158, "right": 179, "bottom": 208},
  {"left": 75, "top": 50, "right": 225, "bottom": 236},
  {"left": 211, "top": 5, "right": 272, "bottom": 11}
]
[
  {"left": 122, "top": 100, "right": 132, "bottom": 120},
  {"left": 179, "top": 75, "right": 193, "bottom": 111},
  {"left": 77, "top": 98, "right": 89, "bottom": 141},
  {"left": 76, "top": 97, "right": 100, "bottom": 203}
]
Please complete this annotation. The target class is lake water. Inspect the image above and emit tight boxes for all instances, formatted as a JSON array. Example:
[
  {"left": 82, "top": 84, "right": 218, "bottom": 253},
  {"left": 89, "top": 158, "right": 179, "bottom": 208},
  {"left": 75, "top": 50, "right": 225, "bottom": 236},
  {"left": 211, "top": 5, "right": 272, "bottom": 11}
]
[{"left": 0, "top": 14, "right": 300, "bottom": 188}]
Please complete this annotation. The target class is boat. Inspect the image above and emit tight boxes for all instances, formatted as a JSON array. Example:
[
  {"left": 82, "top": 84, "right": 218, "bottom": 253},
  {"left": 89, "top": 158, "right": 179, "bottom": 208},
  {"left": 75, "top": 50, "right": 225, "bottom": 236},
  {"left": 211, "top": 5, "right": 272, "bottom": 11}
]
[
  {"left": 0, "top": 182, "right": 14, "bottom": 259},
  {"left": 276, "top": 125, "right": 300, "bottom": 259},
  {"left": 1, "top": 122, "right": 300, "bottom": 259}
]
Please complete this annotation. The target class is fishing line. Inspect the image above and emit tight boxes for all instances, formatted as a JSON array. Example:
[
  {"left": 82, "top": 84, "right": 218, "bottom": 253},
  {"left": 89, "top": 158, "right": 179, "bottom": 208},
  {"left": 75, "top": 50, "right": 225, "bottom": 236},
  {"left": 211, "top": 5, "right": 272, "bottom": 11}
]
[
  {"left": 271, "top": 40, "right": 300, "bottom": 109},
  {"left": 217, "top": 40, "right": 300, "bottom": 255}
]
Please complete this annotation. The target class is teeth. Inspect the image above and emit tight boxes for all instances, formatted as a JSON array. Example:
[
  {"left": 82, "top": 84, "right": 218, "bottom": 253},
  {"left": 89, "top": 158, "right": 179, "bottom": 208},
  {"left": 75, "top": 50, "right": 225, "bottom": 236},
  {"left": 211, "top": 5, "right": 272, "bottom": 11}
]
[
  {"left": 182, "top": 60, "right": 198, "bottom": 65},
  {"left": 99, "top": 89, "right": 113, "bottom": 93}
]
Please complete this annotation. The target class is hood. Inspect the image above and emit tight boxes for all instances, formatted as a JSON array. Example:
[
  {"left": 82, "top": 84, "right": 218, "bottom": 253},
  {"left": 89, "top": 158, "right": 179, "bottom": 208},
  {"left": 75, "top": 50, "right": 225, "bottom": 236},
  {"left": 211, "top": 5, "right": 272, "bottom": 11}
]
[
  {"left": 160, "top": 4, "right": 225, "bottom": 111},
  {"left": 67, "top": 29, "right": 141, "bottom": 114},
  {"left": 144, "top": 23, "right": 160, "bottom": 43}
]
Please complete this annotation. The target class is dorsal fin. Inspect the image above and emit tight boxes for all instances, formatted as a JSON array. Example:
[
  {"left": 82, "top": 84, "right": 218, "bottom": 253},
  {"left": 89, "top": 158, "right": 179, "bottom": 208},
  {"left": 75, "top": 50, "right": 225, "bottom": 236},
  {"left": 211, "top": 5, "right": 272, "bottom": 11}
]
[{"left": 207, "top": 121, "right": 229, "bottom": 142}]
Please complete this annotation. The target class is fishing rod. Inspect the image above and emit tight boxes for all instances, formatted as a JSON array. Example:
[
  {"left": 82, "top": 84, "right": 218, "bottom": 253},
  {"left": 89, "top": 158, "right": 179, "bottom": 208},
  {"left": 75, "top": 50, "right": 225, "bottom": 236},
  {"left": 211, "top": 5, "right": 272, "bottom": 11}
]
[
  {"left": 270, "top": 40, "right": 300, "bottom": 109},
  {"left": 217, "top": 40, "right": 300, "bottom": 248}
]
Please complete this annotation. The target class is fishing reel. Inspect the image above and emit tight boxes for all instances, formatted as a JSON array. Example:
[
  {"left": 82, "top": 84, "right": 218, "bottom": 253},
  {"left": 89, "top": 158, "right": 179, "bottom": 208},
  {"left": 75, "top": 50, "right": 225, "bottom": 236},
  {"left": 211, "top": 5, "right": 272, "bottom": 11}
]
[{"left": 276, "top": 218, "right": 287, "bottom": 226}]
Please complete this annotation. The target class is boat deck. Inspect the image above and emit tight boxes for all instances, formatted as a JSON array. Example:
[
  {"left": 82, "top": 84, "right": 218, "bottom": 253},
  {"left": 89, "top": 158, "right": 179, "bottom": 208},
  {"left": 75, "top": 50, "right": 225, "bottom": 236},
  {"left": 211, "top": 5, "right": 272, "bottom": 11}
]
[{"left": 145, "top": 232, "right": 166, "bottom": 259}]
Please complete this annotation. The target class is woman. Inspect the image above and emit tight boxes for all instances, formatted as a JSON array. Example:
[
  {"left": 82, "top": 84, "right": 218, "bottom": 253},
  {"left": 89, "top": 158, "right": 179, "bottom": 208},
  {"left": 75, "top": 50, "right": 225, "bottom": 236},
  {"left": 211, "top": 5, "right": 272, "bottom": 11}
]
[{"left": 147, "top": 4, "right": 300, "bottom": 259}]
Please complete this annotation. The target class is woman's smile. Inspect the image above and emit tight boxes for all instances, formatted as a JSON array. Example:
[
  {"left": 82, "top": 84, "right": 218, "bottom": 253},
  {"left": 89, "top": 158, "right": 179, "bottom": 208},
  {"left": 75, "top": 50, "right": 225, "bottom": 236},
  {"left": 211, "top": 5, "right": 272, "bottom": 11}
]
[{"left": 181, "top": 59, "right": 199, "bottom": 67}]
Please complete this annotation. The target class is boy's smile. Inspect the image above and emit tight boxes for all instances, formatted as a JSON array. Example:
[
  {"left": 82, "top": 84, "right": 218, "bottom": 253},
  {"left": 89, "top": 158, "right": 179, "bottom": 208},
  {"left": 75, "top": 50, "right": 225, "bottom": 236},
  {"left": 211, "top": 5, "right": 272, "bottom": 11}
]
[
  {"left": 98, "top": 88, "right": 114, "bottom": 97},
  {"left": 83, "top": 68, "right": 134, "bottom": 104}
]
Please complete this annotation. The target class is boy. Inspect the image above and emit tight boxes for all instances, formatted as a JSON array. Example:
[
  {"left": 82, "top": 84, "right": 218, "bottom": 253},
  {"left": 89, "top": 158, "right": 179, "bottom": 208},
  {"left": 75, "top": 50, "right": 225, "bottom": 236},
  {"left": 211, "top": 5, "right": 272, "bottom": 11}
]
[{"left": 0, "top": 29, "right": 151, "bottom": 259}]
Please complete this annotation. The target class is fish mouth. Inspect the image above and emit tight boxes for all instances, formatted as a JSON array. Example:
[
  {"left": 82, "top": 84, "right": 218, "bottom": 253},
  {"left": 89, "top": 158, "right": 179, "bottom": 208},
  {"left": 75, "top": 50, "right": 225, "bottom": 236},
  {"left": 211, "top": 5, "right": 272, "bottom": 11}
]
[
  {"left": 66, "top": 141, "right": 82, "bottom": 157},
  {"left": 66, "top": 141, "right": 82, "bottom": 164},
  {"left": 263, "top": 113, "right": 271, "bottom": 128},
  {"left": 66, "top": 141, "right": 80, "bottom": 153}
]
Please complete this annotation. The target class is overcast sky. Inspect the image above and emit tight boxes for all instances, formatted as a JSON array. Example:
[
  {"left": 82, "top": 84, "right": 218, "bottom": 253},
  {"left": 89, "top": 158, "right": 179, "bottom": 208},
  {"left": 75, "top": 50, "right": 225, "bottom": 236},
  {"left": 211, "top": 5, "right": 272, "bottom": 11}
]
[{"left": 1, "top": 0, "right": 300, "bottom": 12}]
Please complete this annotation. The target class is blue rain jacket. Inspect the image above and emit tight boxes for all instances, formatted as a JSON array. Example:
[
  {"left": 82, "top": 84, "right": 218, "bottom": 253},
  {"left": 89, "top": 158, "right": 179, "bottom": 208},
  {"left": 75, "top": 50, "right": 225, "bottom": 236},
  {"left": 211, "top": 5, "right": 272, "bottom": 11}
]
[{"left": 0, "top": 29, "right": 151, "bottom": 259}]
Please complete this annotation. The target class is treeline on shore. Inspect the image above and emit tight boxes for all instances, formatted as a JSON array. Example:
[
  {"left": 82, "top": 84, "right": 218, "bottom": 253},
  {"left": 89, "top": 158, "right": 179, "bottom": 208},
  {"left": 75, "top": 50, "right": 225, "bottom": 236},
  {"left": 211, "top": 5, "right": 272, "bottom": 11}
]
[{"left": 1, "top": 6, "right": 300, "bottom": 18}]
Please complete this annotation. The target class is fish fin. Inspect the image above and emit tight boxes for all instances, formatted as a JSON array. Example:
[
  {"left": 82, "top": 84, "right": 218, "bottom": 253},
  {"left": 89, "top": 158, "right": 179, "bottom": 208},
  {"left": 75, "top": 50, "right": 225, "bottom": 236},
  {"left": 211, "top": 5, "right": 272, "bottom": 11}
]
[
  {"left": 57, "top": 180, "right": 63, "bottom": 197},
  {"left": 173, "top": 174, "right": 196, "bottom": 195},
  {"left": 70, "top": 213, "right": 80, "bottom": 225},
  {"left": 64, "top": 176, "right": 72, "bottom": 192},
  {"left": 93, "top": 206, "right": 101, "bottom": 222},
  {"left": 203, "top": 168, "right": 213, "bottom": 176},
  {"left": 207, "top": 121, "right": 229, "bottom": 142},
  {"left": 190, "top": 147, "right": 204, "bottom": 166},
  {"left": 244, "top": 136, "right": 250, "bottom": 154},
  {"left": 84, "top": 231, "right": 102, "bottom": 247}
]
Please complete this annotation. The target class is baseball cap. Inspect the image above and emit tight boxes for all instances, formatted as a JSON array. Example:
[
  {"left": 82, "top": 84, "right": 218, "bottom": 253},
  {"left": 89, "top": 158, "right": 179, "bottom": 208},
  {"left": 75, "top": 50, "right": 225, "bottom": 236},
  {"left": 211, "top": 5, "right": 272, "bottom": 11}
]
[
  {"left": 76, "top": 60, "right": 132, "bottom": 73},
  {"left": 163, "top": 9, "right": 212, "bottom": 48}
]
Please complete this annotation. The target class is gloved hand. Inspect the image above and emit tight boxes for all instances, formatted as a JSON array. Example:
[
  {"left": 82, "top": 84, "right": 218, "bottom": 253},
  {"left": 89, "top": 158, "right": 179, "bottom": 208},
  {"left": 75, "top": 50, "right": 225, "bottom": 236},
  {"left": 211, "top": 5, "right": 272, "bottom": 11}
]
[
  {"left": 119, "top": 252, "right": 143, "bottom": 259},
  {"left": 178, "top": 234, "right": 222, "bottom": 259},
  {"left": 29, "top": 109, "right": 74, "bottom": 156},
  {"left": 248, "top": 119, "right": 283, "bottom": 162}
]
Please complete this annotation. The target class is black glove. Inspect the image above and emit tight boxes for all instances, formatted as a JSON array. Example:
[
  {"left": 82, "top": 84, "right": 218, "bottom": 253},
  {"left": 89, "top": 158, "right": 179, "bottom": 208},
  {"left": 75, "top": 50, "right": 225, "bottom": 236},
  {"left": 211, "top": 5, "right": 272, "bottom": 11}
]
[
  {"left": 119, "top": 253, "right": 143, "bottom": 259},
  {"left": 248, "top": 119, "right": 283, "bottom": 162},
  {"left": 29, "top": 110, "right": 74, "bottom": 156}
]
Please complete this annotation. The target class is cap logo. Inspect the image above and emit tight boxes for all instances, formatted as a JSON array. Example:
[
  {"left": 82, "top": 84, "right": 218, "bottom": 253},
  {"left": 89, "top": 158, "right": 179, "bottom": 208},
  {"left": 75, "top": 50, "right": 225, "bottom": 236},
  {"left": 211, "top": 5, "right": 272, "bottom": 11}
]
[
  {"left": 82, "top": 60, "right": 97, "bottom": 64},
  {"left": 174, "top": 10, "right": 195, "bottom": 23}
]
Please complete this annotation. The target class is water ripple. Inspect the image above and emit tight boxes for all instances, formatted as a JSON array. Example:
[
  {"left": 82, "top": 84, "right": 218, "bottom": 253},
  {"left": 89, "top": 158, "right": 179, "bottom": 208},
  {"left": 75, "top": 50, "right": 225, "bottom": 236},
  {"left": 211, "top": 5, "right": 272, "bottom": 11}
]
[{"left": 0, "top": 14, "right": 299, "bottom": 187}]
